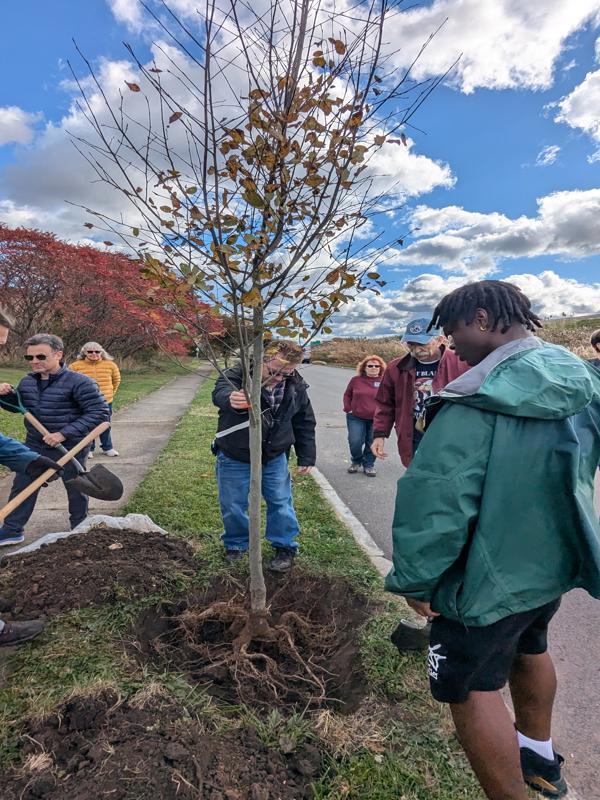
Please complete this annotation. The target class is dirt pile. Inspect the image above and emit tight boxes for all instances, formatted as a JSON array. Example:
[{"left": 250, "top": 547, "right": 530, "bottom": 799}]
[
  {"left": 135, "top": 573, "right": 370, "bottom": 712},
  {"left": 0, "top": 529, "right": 197, "bottom": 617},
  {"left": 0, "top": 688, "right": 322, "bottom": 800}
]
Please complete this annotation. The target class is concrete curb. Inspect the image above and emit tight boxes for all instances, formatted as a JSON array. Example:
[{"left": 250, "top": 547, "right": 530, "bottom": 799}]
[{"left": 311, "top": 467, "right": 393, "bottom": 579}]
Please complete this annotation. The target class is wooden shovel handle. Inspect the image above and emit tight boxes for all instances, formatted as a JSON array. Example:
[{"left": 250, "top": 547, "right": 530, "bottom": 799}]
[
  {"left": 23, "top": 412, "right": 53, "bottom": 438},
  {"left": 0, "top": 422, "right": 110, "bottom": 522}
]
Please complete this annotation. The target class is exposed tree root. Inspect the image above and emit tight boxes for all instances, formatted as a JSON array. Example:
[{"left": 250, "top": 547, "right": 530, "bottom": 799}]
[{"left": 166, "top": 599, "right": 334, "bottom": 706}]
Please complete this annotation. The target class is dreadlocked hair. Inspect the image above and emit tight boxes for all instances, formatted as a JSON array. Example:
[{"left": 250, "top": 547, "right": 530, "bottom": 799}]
[{"left": 429, "top": 280, "right": 543, "bottom": 334}]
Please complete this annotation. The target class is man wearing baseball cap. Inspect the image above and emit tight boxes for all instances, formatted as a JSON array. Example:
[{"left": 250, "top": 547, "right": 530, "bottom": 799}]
[
  {"left": 372, "top": 316, "right": 468, "bottom": 468},
  {"left": 372, "top": 315, "right": 468, "bottom": 651}
]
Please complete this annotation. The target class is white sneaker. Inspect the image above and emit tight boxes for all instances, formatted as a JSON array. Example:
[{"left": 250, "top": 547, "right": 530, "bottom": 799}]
[
  {"left": 103, "top": 449, "right": 119, "bottom": 457},
  {"left": 88, "top": 451, "right": 94, "bottom": 459}
]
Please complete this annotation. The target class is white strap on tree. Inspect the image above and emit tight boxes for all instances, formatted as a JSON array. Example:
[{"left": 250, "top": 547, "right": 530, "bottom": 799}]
[{"left": 214, "top": 419, "right": 250, "bottom": 439}]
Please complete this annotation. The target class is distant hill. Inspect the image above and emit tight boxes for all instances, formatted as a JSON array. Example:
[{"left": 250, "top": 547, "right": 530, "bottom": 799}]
[{"left": 312, "top": 315, "right": 599, "bottom": 367}]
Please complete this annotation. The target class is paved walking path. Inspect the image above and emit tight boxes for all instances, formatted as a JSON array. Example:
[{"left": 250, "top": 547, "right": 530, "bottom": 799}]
[{"left": 0, "top": 368, "right": 210, "bottom": 548}]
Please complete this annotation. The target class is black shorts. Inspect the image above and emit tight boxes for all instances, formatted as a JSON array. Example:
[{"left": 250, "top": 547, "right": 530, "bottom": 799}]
[{"left": 428, "top": 598, "right": 561, "bottom": 704}]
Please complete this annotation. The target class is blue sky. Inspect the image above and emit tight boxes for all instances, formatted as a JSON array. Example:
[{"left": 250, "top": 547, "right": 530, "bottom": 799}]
[{"left": 1, "top": 0, "right": 599, "bottom": 336}]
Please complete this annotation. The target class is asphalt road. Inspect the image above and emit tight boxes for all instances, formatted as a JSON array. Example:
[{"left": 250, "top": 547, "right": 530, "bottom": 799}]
[{"left": 303, "top": 363, "right": 600, "bottom": 800}]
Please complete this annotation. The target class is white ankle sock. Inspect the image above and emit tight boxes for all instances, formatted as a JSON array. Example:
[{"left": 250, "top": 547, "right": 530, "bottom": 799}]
[{"left": 517, "top": 731, "right": 554, "bottom": 761}]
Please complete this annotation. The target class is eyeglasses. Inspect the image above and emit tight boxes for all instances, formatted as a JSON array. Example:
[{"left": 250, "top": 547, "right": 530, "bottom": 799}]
[
  {"left": 267, "top": 370, "right": 295, "bottom": 378},
  {"left": 365, "top": 364, "right": 380, "bottom": 369},
  {"left": 86, "top": 350, "right": 101, "bottom": 354},
  {"left": 24, "top": 354, "right": 48, "bottom": 361}
]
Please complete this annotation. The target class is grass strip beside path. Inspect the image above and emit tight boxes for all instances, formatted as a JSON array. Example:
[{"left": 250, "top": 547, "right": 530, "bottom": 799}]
[{"left": 0, "top": 377, "right": 485, "bottom": 799}]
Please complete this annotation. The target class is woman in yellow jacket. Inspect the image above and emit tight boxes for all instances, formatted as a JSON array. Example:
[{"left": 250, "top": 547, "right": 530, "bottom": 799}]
[{"left": 69, "top": 342, "right": 121, "bottom": 457}]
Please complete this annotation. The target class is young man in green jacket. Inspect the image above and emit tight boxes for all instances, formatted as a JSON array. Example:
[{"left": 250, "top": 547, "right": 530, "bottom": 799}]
[{"left": 386, "top": 280, "right": 600, "bottom": 800}]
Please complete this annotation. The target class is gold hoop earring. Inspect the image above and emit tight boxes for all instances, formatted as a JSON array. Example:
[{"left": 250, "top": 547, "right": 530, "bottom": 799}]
[{"left": 479, "top": 325, "right": 488, "bottom": 332}]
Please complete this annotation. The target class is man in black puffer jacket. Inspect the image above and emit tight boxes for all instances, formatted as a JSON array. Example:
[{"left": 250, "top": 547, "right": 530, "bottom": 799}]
[
  {"left": 0, "top": 333, "right": 109, "bottom": 545},
  {"left": 212, "top": 340, "right": 316, "bottom": 572}
]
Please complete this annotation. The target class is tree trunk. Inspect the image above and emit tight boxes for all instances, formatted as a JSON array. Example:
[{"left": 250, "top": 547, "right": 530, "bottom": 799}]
[{"left": 247, "top": 304, "right": 267, "bottom": 613}]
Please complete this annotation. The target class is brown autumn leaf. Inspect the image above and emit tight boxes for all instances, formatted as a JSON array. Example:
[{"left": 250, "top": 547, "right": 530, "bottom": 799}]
[
  {"left": 329, "top": 38, "right": 346, "bottom": 54},
  {"left": 103, "top": 241, "right": 114, "bottom": 246},
  {"left": 132, "top": 227, "right": 140, "bottom": 237},
  {"left": 125, "top": 81, "right": 141, "bottom": 92},
  {"left": 83, "top": 222, "right": 94, "bottom": 229},
  {"left": 312, "top": 51, "right": 326, "bottom": 68},
  {"left": 169, "top": 111, "right": 183, "bottom": 124},
  {"left": 374, "top": 134, "right": 386, "bottom": 146},
  {"left": 367, "top": 271, "right": 380, "bottom": 279}
]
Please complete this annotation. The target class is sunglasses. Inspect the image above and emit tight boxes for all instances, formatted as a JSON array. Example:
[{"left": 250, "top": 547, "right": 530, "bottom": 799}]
[
  {"left": 365, "top": 364, "right": 380, "bottom": 369},
  {"left": 86, "top": 350, "right": 101, "bottom": 354},
  {"left": 24, "top": 354, "right": 48, "bottom": 361}
]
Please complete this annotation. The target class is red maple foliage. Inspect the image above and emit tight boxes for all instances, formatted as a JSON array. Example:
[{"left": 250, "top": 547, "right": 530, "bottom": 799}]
[{"left": 0, "top": 225, "right": 220, "bottom": 359}]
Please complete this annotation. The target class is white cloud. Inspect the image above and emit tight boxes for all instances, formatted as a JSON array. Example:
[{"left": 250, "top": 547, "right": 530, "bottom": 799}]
[
  {"left": 108, "top": 0, "right": 600, "bottom": 95},
  {"left": 535, "top": 144, "right": 561, "bottom": 166},
  {"left": 554, "top": 68, "right": 600, "bottom": 161},
  {"left": 388, "top": 189, "right": 600, "bottom": 275},
  {"left": 383, "top": 0, "right": 600, "bottom": 94},
  {"left": 106, "top": 0, "right": 145, "bottom": 32},
  {"left": 0, "top": 43, "right": 454, "bottom": 242},
  {"left": 330, "top": 269, "right": 600, "bottom": 336},
  {"left": 0, "top": 106, "right": 43, "bottom": 146}
]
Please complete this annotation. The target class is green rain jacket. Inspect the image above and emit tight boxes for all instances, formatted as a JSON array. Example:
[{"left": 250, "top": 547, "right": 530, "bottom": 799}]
[{"left": 385, "top": 336, "right": 600, "bottom": 626}]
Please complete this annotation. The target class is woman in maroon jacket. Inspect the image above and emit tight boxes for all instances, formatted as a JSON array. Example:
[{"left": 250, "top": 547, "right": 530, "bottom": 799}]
[{"left": 343, "top": 355, "right": 387, "bottom": 476}]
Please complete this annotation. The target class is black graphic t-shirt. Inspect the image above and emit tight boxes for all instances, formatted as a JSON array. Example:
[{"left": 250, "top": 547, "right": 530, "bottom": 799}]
[{"left": 413, "top": 359, "right": 440, "bottom": 451}]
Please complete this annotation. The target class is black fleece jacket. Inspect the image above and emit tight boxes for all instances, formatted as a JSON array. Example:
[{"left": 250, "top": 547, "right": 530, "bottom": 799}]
[{"left": 211, "top": 363, "right": 316, "bottom": 465}]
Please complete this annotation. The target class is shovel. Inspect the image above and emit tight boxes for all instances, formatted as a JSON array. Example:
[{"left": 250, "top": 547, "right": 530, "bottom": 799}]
[
  {"left": 23, "top": 412, "right": 123, "bottom": 501},
  {"left": 0, "top": 422, "right": 113, "bottom": 523}
]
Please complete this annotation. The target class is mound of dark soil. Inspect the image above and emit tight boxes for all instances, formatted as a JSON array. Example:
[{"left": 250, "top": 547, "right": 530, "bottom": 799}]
[
  {"left": 135, "top": 572, "right": 370, "bottom": 713},
  {"left": 0, "top": 530, "right": 197, "bottom": 617},
  {"left": 0, "top": 689, "right": 321, "bottom": 800}
]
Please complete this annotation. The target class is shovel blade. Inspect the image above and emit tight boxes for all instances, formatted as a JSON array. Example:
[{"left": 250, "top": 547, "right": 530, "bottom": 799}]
[{"left": 65, "top": 464, "right": 124, "bottom": 501}]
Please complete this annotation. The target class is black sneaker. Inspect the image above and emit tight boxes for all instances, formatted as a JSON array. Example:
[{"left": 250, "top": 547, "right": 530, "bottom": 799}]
[
  {"left": 0, "top": 620, "right": 45, "bottom": 647},
  {"left": 347, "top": 463, "right": 361, "bottom": 474},
  {"left": 269, "top": 547, "right": 296, "bottom": 573},
  {"left": 520, "top": 748, "right": 568, "bottom": 798},
  {"left": 390, "top": 619, "right": 432, "bottom": 652},
  {"left": 224, "top": 549, "right": 246, "bottom": 564}
]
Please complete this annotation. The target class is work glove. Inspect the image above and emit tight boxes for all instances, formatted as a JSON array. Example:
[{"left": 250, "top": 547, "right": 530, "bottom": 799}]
[{"left": 25, "top": 456, "right": 63, "bottom": 484}]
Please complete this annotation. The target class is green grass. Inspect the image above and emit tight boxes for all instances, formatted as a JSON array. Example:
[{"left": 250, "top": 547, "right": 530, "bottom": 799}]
[
  {"left": 0, "top": 358, "right": 192, "bottom": 445},
  {"left": 0, "top": 375, "right": 484, "bottom": 798}
]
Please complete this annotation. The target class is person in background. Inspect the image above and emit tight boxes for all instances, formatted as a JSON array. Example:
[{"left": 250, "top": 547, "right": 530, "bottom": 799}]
[
  {"left": 386, "top": 280, "right": 600, "bottom": 800},
  {"left": 0, "top": 307, "right": 62, "bottom": 646},
  {"left": 588, "top": 328, "right": 600, "bottom": 369},
  {"left": 69, "top": 342, "right": 121, "bottom": 457},
  {"left": 372, "top": 317, "right": 468, "bottom": 467},
  {"left": 343, "top": 355, "right": 386, "bottom": 477},
  {"left": 372, "top": 317, "right": 469, "bottom": 652}
]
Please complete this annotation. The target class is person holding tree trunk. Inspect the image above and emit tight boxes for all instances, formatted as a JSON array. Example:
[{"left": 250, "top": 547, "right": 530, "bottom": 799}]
[
  {"left": 211, "top": 340, "right": 316, "bottom": 573},
  {"left": 0, "top": 307, "right": 63, "bottom": 646},
  {"left": 385, "top": 280, "right": 600, "bottom": 800}
]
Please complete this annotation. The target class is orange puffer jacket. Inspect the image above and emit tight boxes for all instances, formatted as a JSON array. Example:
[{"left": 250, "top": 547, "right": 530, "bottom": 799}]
[{"left": 69, "top": 359, "right": 121, "bottom": 403}]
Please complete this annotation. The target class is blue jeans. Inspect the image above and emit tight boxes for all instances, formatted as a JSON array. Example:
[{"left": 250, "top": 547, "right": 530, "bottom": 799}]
[
  {"left": 0, "top": 442, "right": 90, "bottom": 534},
  {"left": 346, "top": 413, "right": 375, "bottom": 468},
  {"left": 215, "top": 451, "right": 300, "bottom": 551},
  {"left": 91, "top": 402, "right": 113, "bottom": 452}
]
